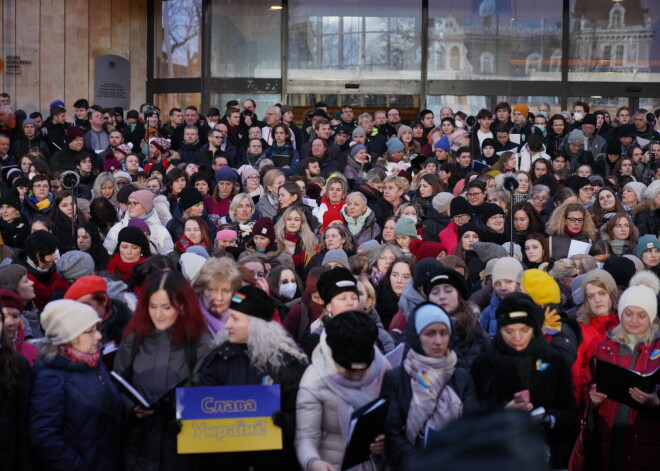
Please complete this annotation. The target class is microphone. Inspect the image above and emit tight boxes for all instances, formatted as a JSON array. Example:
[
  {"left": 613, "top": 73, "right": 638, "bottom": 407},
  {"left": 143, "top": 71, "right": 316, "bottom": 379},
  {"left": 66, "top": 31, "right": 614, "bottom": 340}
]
[
  {"left": 60, "top": 170, "right": 80, "bottom": 190},
  {"left": 503, "top": 173, "right": 519, "bottom": 193}
]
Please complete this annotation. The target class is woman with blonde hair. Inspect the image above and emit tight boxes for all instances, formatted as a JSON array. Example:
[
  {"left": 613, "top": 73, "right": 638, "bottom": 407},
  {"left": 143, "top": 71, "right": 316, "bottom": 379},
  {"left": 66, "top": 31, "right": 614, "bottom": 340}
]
[
  {"left": 93, "top": 172, "right": 119, "bottom": 207},
  {"left": 257, "top": 168, "right": 286, "bottom": 220},
  {"left": 222, "top": 192, "right": 259, "bottom": 248},
  {"left": 275, "top": 206, "right": 318, "bottom": 277},
  {"left": 545, "top": 202, "right": 597, "bottom": 260}
]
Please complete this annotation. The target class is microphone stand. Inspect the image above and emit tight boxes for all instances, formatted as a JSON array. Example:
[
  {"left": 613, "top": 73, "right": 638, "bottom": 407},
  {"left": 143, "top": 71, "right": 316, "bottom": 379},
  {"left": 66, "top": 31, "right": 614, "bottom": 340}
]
[{"left": 508, "top": 189, "right": 515, "bottom": 257}]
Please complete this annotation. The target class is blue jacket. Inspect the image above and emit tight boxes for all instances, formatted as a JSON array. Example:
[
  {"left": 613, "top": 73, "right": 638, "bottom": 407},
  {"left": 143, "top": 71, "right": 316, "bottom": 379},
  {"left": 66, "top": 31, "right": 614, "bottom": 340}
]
[
  {"left": 29, "top": 355, "right": 123, "bottom": 471},
  {"left": 480, "top": 294, "right": 501, "bottom": 337}
]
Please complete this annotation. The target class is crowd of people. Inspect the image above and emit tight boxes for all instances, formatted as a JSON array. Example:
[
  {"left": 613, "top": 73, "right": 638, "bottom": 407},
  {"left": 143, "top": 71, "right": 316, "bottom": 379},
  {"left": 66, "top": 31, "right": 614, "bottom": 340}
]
[{"left": 0, "top": 91, "right": 659, "bottom": 470}]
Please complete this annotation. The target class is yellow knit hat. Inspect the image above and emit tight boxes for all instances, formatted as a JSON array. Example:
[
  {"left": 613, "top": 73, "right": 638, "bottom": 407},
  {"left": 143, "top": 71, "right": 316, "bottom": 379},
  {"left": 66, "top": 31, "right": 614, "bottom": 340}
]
[{"left": 520, "top": 269, "right": 560, "bottom": 306}]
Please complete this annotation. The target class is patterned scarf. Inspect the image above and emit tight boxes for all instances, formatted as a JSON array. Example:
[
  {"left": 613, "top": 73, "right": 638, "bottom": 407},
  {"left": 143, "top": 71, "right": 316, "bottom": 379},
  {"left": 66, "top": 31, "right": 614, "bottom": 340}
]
[
  {"left": 29, "top": 192, "right": 53, "bottom": 210},
  {"left": 61, "top": 345, "right": 100, "bottom": 368},
  {"left": 175, "top": 234, "right": 209, "bottom": 253},
  {"left": 403, "top": 349, "right": 462, "bottom": 443}
]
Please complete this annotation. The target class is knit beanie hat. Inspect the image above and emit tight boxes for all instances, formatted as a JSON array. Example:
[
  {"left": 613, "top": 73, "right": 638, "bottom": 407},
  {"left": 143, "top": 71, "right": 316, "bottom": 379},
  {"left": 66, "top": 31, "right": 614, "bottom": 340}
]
[
  {"left": 458, "top": 222, "right": 482, "bottom": 240},
  {"left": 0, "top": 289, "right": 24, "bottom": 311},
  {"left": 322, "top": 210, "right": 344, "bottom": 231},
  {"left": 484, "top": 258, "right": 498, "bottom": 279},
  {"left": 520, "top": 269, "right": 560, "bottom": 306},
  {"left": 178, "top": 186, "right": 204, "bottom": 213},
  {"left": 56, "top": 250, "right": 95, "bottom": 281},
  {"left": 325, "top": 311, "right": 378, "bottom": 371},
  {"left": 240, "top": 165, "right": 260, "bottom": 187},
  {"left": 581, "top": 268, "right": 617, "bottom": 298},
  {"left": 492, "top": 257, "right": 523, "bottom": 284},
  {"left": 252, "top": 217, "right": 275, "bottom": 242},
  {"left": 623, "top": 182, "right": 647, "bottom": 204},
  {"left": 394, "top": 217, "right": 417, "bottom": 237},
  {"left": 113, "top": 171, "right": 132, "bottom": 184},
  {"left": 501, "top": 242, "right": 523, "bottom": 260},
  {"left": 229, "top": 285, "right": 275, "bottom": 322},
  {"left": 115, "top": 143, "right": 134, "bottom": 157},
  {"left": 66, "top": 126, "right": 83, "bottom": 144},
  {"left": 603, "top": 257, "right": 636, "bottom": 288},
  {"left": 386, "top": 138, "right": 405, "bottom": 155},
  {"left": 617, "top": 271, "right": 660, "bottom": 323},
  {"left": 41, "top": 300, "right": 100, "bottom": 345},
  {"left": 450, "top": 197, "right": 472, "bottom": 217},
  {"left": 572, "top": 274, "right": 586, "bottom": 306},
  {"left": 186, "top": 245, "right": 210, "bottom": 259},
  {"left": 127, "top": 217, "right": 151, "bottom": 235},
  {"left": 129, "top": 189, "right": 154, "bottom": 213},
  {"left": 481, "top": 138, "right": 496, "bottom": 150},
  {"left": 623, "top": 254, "right": 645, "bottom": 273},
  {"left": 644, "top": 179, "right": 660, "bottom": 201},
  {"left": 104, "top": 156, "right": 122, "bottom": 172},
  {"left": 0, "top": 191, "right": 21, "bottom": 211},
  {"left": 414, "top": 302, "right": 452, "bottom": 336},
  {"left": 434, "top": 136, "right": 451, "bottom": 152},
  {"left": 472, "top": 242, "right": 508, "bottom": 264},
  {"left": 64, "top": 275, "right": 108, "bottom": 301},
  {"left": 566, "top": 176, "right": 591, "bottom": 194},
  {"left": 350, "top": 144, "right": 367, "bottom": 158},
  {"left": 479, "top": 202, "right": 506, "bottom": 225},
  {"left": 358, "top": 240, "right": 381, "bottom": 253},
  {"left": 322, "top": 249, "right": 350, "bottom": 270},
  {"left": 22, "top": 118, "right": 37, "bottom": 130},
  {"left": 317, "top": 267, "right": 358, "bottom": 305},
  {"left": 397, "top": 125, "right": 413, "bottom": 139},
  {"left": 352, "top": 127, "right": 367, "bottom": 139},
  {"left": 617, "top": 124, "right": 635, "bottom": 138},
  {"left": 306, "top": 266, "right": 330, "bottom": 294},
  {"left": 513, "top": 104, "right": 529, "bottom": 119},
  {"left": 413, "top": 258, "right": 443, "bottom": 288},
  {"left": 496, "top": 292, "right": 542, "bottom": 334},
  {"left": 306, "top": 183, "right": 323, "bottom": 201},
  {"left": 413, "top": 241, "right": 444, "bottom": 261},
  {"left": 13, "top": 177, "right": 29, "bottom": 189},
  {"left": 582, "top": 114, "right": 597, "bottom": 126},
  {"left": 636, "top": 234, "right": 660, "bottom": 259},
  {"left": 423, "top": 265, "right": 469, "bottom": 299},
  {"left": 215, "top": 167, "right": 238, "bottom": 184},
  {"left": 149, "top": 137, "right": 171, "bottom": 154},
  {"left": 149, "top": 163, "right": 167, "bottom": 177},
  {"left": 567, "top": 129, "right": 585, "bottom": 145},
  {"left": 180, "top": 253, "right": 207, "bottom": 283},
  {"left": 432, "top": 192, "right": 454, "bottom": 215},
  {"left": 116, "top": 226, "right": 150, "bottom": 256}
]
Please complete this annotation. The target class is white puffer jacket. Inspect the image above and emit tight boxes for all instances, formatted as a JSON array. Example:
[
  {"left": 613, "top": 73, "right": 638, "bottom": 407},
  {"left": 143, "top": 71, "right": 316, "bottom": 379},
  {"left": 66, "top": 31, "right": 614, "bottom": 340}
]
[{"left": 103, "top": 210, "right": 174, "bottom": 255}]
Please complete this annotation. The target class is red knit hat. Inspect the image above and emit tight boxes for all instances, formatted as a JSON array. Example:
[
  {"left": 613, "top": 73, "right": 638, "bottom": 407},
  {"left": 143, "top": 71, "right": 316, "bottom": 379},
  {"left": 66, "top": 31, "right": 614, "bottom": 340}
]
[
  {"left": 322, "top": 210, "right": 344, "bottom": 232},
  {"left": 64, "top": 275, "right": 108, "bottom": 301},
  {"left": 412, "top": 241, "right": 444, "bottom": 261}
]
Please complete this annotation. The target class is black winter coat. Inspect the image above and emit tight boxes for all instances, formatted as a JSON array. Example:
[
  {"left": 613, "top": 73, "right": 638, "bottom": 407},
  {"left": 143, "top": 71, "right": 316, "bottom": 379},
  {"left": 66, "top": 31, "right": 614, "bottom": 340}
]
[
  {"left": 0, "top": 354, "right": 32, "bottom": 471},
  {"left": 380, "top": 364, "right": 478, "bottom": 471},
  {"left": 634, "top": 207, "right": 660, "bottom": 237},
  {"left": 0, "top": 213, "right": 30, "bottom": 249},
  {"left": 195, "top": 341, "right": 307, "bottom": 470},
  {"left": 421, "top": 206, "right": 450, "bottom": 243}
]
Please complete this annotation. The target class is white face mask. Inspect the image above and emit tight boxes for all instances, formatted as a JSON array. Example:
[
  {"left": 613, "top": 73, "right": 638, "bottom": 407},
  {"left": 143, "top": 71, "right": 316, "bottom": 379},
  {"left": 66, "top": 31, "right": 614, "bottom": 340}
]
[
  {"left": 279, "top": 282, "right": 298, "bottom": 301},
  {"left": 455, "top": 120, "right": 464, "bottom": 128},
  {"left": 28, "top": 172, "right": 36, "bottom": 180},
  {"left": 404, "top": 215, "right": 417, "bottom": 225},
  {"left": 573, "top": 112, "right": 583, "bottom": 122}
]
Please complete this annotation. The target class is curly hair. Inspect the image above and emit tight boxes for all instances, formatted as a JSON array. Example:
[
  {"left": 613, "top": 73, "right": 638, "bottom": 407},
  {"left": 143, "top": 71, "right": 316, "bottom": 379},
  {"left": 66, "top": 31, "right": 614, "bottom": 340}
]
[
  {"left": 545, "top": 202, "right": 597, "bottom": 240},
  {"left": 274, "top": 206, "right": 318, "bottom": 255}
]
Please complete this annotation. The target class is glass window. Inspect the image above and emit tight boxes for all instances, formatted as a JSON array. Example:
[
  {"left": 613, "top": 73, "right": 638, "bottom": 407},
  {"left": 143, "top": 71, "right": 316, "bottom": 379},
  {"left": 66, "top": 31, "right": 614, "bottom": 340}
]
[
  {"left": 210, "top": 1, "right": 282, "bottom": 78},
  {"left": 154, "top": 93, "right": 201, "bottom": 117},
  {"left": 568, "top": 0, "right": 660, "bottom": 82},
  {"left": 427, "top": 96, "right": 490, "bottom": 119},
  {"left": 567, "top": 97, "right": 629, "bottom": 125},
  {"left": 210, "top": 94, "right": 281, "bottom": 121},
  {"left": 640, "top": 98, "right": 660, "bottom": 115},
  {"left": 428, "top": 0, "right": 563, "bottom": 81},
  {"left": 287, "top": 94, "right": 418, "bottom": 109},
  {"left": 288, "top": 1, "right": 422, "bottom": 80},
  {"left": 497, "top": 96, "right": 560, "bottom": 117},
  {"left": 154, "top": 0, "right": 202, "bottom": 78}
]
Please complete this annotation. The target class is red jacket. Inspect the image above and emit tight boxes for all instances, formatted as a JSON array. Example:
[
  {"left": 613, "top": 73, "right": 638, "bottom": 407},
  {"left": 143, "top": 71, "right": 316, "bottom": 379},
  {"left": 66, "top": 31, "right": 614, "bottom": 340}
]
[
  {"left": 592, "top": 336, "right": 660, "bottom": 471},
  {"left": 439, "top": 220, "right": 460, "bottom": 255},
  {"left": 571, "top": 314, "right": 619, "bottom": 412}
]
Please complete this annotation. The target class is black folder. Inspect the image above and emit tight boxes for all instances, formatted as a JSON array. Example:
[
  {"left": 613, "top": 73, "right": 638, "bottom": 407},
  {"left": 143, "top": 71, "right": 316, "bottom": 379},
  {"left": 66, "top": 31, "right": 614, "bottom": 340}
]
[
  {"left": 341, "top": 397, "right": 389, "bottom": 470},
  {"left": 271, "top": 153, "right": 291, "bottom": 168},
  {"left": 595, "top": 359, "right": 660, "bottom": 411}
]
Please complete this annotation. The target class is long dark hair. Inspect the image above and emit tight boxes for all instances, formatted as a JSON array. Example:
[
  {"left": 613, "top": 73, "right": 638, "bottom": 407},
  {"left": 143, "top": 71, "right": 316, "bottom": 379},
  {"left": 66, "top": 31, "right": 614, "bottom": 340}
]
[
  {"left": 0, "top": 327, "right": 19, "bottom": 392},
  {"left": 523, "top": 232, "right": 550, "bottom": 266},
  {"left": 78, "top": 222, "right": 109, "bottom": 268},
  {"left": 509, "top": 201, "right": 546, "bottom": 238}
]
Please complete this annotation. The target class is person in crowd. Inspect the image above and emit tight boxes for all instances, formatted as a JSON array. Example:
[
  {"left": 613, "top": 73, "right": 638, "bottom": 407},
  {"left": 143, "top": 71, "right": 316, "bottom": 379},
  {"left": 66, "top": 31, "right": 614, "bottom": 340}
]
[
  {"left": 340, "top": 191, "right": 381, "bottom": 245},
  {"left": 439, "top": 197, "right": 472, "bottom": 255},
  {"left": 257, "top": 168, "right": 285, "bottom": 220},
  {"left": 376, "top": 257, "right": 414, "bottom": 329},
  {"left": 22, "top": 175, "right": 54, "bottom": 222},
  {"left": 171, "top": 216, "right": 212, "bottom": 263},
  {"left": 480, "top": 257, "right": 524, "bottom": 336},
  {"left": 295, "top": 311, "right": 390, "bottom": 471},
  {"left": 452, "top": 223, "right": 484, "bottom": 291},
  {"left": 545, "top": 202, "right": 597, "bottom": 260},
  {"left": 29, "top": 300, "right": 122, "bottom": 471},
  {"left": 471, "top": 293, "right": 578, "bottom": 468},
  {"left": 636, "top": 234, "right": 660, "bottom": 276},
  {"left": 196, "top": 285, "right": 308, "bottom": 469},
  {"left": 313, "top": 174, "right": 348, "bottom": 223},
  {"left": 510, "top": 201, "right": 546, "bottom": 246},
  {"left": 305, "top": 225, "right": 354, "bottom": 276},
  {"left": 268, "top": 264, "right": 304, "bottom": 318},
  {"left": 239, "top": 217, "right": 294, "bottom": 268},
  {"left": 275, "top": 206, "right": 318, "bottom": 277},
  {"left": 0, "top": 264, "right": 39, "bottom": 339},
  {"left": 381, "top": 301, "right": 478, "bottom": 469},
  {"left": 166, "top": 185, "right": 207, "bottom": 241},
  {"left": 633, "top": 180, "right": 660, "bottom": 236},
  {"left": 571, "top": 269, "right": 620, "bottom": 413},
  {"left": 221, "top": 192, "right": 259, "bottom": 248},
  {"left": 277, "top": 181, "right": 318, "bottom": 230},
  {"left": 602, "top": 214, "right": 638, "bottom": 256},
  {"left": 50, "top": 190, "right": 86, "bottom": 253},
  {"left": 523, "top": 233, "right": 551, "bottom": 269},
  {"left": 106, "top": 226, "right": 151, "bottom": 282},
  {"left": 591, "top": 187, "right": 626, "bottom": 228},
  {"left": 0, "top": 190, "right": 30, "bottom": 249},
  {"left": 589, "top": 272, "right": 660, "bottom": 470},
  {"left": 113, "top": 270, "right": 210, "bottom": 471},
  {"left": 205, "top": 167, "right": 240, "bottom": 218}
]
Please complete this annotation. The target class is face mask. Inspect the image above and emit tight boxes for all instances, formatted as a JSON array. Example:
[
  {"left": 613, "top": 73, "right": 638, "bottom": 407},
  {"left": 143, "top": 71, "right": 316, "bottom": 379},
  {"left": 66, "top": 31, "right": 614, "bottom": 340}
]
[
  {"left": 28, "top": 172, "right": 36, "bottom": 180},
  {"left": 596, "top": 262, "right": 604, "bottom": 269},
  {"left": 534, "top": 125, "right": 546, "bottom": 133},
  {"left": 279, "top": 282, "right": 297, "bottom": 301},
  {"left": 573, "top": 112, "right": 583, "bottom": 122},
  {"left": 455, "top": 120, "right": 464, "bottom": 129},
  {"left": 404, "top": 215, "right": 417, "bottom": 225},
  {"left": 141, "top": 143, "right": 149, "bottom": 155}
]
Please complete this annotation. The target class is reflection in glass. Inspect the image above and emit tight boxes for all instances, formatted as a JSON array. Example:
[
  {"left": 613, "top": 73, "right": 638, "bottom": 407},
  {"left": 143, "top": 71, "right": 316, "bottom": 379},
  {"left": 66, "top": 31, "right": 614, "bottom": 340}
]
[
  {"left": 286, "top": 94, "right": 418, "bottom": 109},
  {"left": 154, "top": 0, "right": 202, "bottom": 78},
  {"left": 211, "top": 94, "right": 282, "bottom": 120},
  {"left": 210, "top": 0, "right": 282, "bottom": 78},
  {"left": 428, "top": 0, "right": 562, "bottom": 81},
  {"left": 567, "top": 97, "right": 629, "bottom": 121},
  {"left": 497, "top": 96, "right": 560, "bottom": 117},
  {"left": 569, "top": 0, "right": 659, "bottom": 82},
  {"left": 427, "top": 96, "right": 490, "bottom": 117},
  {"left": 154, "top": 93, "right": 201, "bottom": 116},
  {"left": 288, "top": 1, "right": 422, "bottom": 80}
]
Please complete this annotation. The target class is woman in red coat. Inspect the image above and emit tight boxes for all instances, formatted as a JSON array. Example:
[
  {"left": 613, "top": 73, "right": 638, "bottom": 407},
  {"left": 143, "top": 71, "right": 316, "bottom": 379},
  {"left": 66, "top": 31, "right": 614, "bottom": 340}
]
[
  {"left": 589, "top": 272, "right": 660, "bottom": 471},
  {"left": 571, "top": 269, "right": 620, "bottom": 413}
]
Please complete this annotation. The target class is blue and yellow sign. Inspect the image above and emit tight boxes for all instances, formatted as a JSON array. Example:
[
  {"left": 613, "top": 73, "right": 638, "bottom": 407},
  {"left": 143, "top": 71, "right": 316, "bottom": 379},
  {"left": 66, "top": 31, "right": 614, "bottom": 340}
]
[{"left": 176, "top": 385, "right": 282, "bottom": 454}]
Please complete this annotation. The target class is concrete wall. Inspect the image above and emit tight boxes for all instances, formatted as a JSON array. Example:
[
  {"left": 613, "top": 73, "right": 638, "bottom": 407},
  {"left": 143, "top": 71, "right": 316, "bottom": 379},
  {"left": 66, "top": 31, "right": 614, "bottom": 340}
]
[{"left": 0, "top": 0, "right": 147, "bottom": 117}]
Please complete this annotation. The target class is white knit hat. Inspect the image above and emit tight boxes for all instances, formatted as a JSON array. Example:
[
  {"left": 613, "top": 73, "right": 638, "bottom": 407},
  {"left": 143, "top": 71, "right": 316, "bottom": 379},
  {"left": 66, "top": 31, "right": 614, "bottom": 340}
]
[
  {"left": 617, "top": 271, "right": 660, "bottom": 323},
  {"left": 41, "top": 300, "right": 101, "bottom": 345},
  {"left": 491, "top": 257, "right": 523, "bottom": 284},
  {"left": 644, "top": 179, "right": 660, "bottom": 201},
  {"left": 624, "top": 182, "right": 647, "bottom": 205}
]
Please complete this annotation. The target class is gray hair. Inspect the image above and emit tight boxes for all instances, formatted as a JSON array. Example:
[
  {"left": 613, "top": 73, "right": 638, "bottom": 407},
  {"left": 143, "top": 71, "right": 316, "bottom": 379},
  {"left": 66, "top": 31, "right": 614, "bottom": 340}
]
[
  {"left": 367, "top": 244, "right": 403, "bottom": 270},
  {"left": 36, "top": 338, "right": 63, "bottom": 363},
  {"left": 184, "top": 125, "right": 198, "bottom": 134},
  {"left": 212, "top": 316, "right": 308, "bottom": 372},
  {"left": 0, "top": 105, "right": 14, "bottom": 115},
  {"left": 530, "top": 184, "right": 551, "bottom": 196},
  {"left": 268, "top": 106, "right": 282, "bottom": 118},
  {"left": 549, "top": 258, "right": 576, "bottom": 279},
  {"left": 357, "top": 112, "right": 373, "bottom": 125},
  {"left": 346, "top": 191, "right": 367, "bottom": 206}
]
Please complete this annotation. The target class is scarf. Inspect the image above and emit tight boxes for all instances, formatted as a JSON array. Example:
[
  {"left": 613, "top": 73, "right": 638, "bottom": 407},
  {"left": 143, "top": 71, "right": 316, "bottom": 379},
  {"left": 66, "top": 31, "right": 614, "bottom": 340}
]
[
  {"left": 61, "top": 345, "right": 100, "bottom": 368},
  {"left": 403, "top": 349, "right": 462, "bottom": 442},
  {"left": 491, "top": 333, "right": 548, "bottom": 393},
  {"left": 320, "top": 195, "right": 346, "bottom": 214},
  {"left": 609, "top": 240, "right": 630, "bottom": 256},
  {"left": 341, "top": 205, "right": 372, "bottom": 236},
  {"left": 29, "top": 192, "right": 53, "bottom": 210},
  {"left": 107, "top": 253, "right": 146, "bottom": 282},
  {"left": 370, "top": 266, "right": 385, "bottom": 287},
  {"left": 316, "top": 332, "right": 389, "bottom": 441},
  {"left": 26, "top": 257, "right": 51, "bottom": 274},
  {"left": 199, "top": 299, "right": 228, "bottom": 338},
  {"left": 563, "top": 225, "right": 582, "bottom": 237},
  {"left": 175, "top": 234, "right": 209, "bottom": 253}
]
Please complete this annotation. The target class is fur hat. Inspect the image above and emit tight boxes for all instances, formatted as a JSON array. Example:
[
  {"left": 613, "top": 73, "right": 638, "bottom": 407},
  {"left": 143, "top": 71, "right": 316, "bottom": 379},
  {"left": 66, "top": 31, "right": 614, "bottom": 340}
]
[
  {"left": 64, "top": 275, "right": 108, "bottom": 301},
  {"left": 41, "top": 300, "right": 100, "bottom": 345},
  {"left": 325, "top": 311, "right": 378, "bottom": 370},
  {"left": 520, "top": 269, "right": 560, "bottom": 305},
  {"left": 229, "top": 285, "right": 275, "bottom": 322},
  {"left": 617, "top": 271, "right": 660, "bottom": 323},
  {"left": 492, "top": 257, "right": 523, "bottom": 284},
  {"left": 432, "top": 192, "right": 454, "bottom": 215},
  {"left": 128, "top": 189, "right": 154, "bottom": 213},
  {"left": 56, "top": 250, "right": 95, "bottom": 281}
]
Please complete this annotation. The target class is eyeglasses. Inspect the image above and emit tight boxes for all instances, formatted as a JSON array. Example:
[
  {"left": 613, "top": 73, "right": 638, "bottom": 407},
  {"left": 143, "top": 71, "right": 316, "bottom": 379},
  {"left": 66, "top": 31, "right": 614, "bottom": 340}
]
[
  {"left": 453, "top": 214, "right": 470, "bottom": 221},
  {"left": 466, "top": 192, "right": 482, "bottom": 198},
  {"left": 378, "top": 256, "right": 396, "bottom": 263},
  {"left": 246, "top": 175, "right": 260, "bottom": 180},
  {"left": 532, "top": 197, "right": 548, "bottom": 203},
  {"left": 580, "top": 187, "right": 594, "bottom": 193},
  {"left": 566, "top": 217, "right": 585, "bottom": 223}
]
